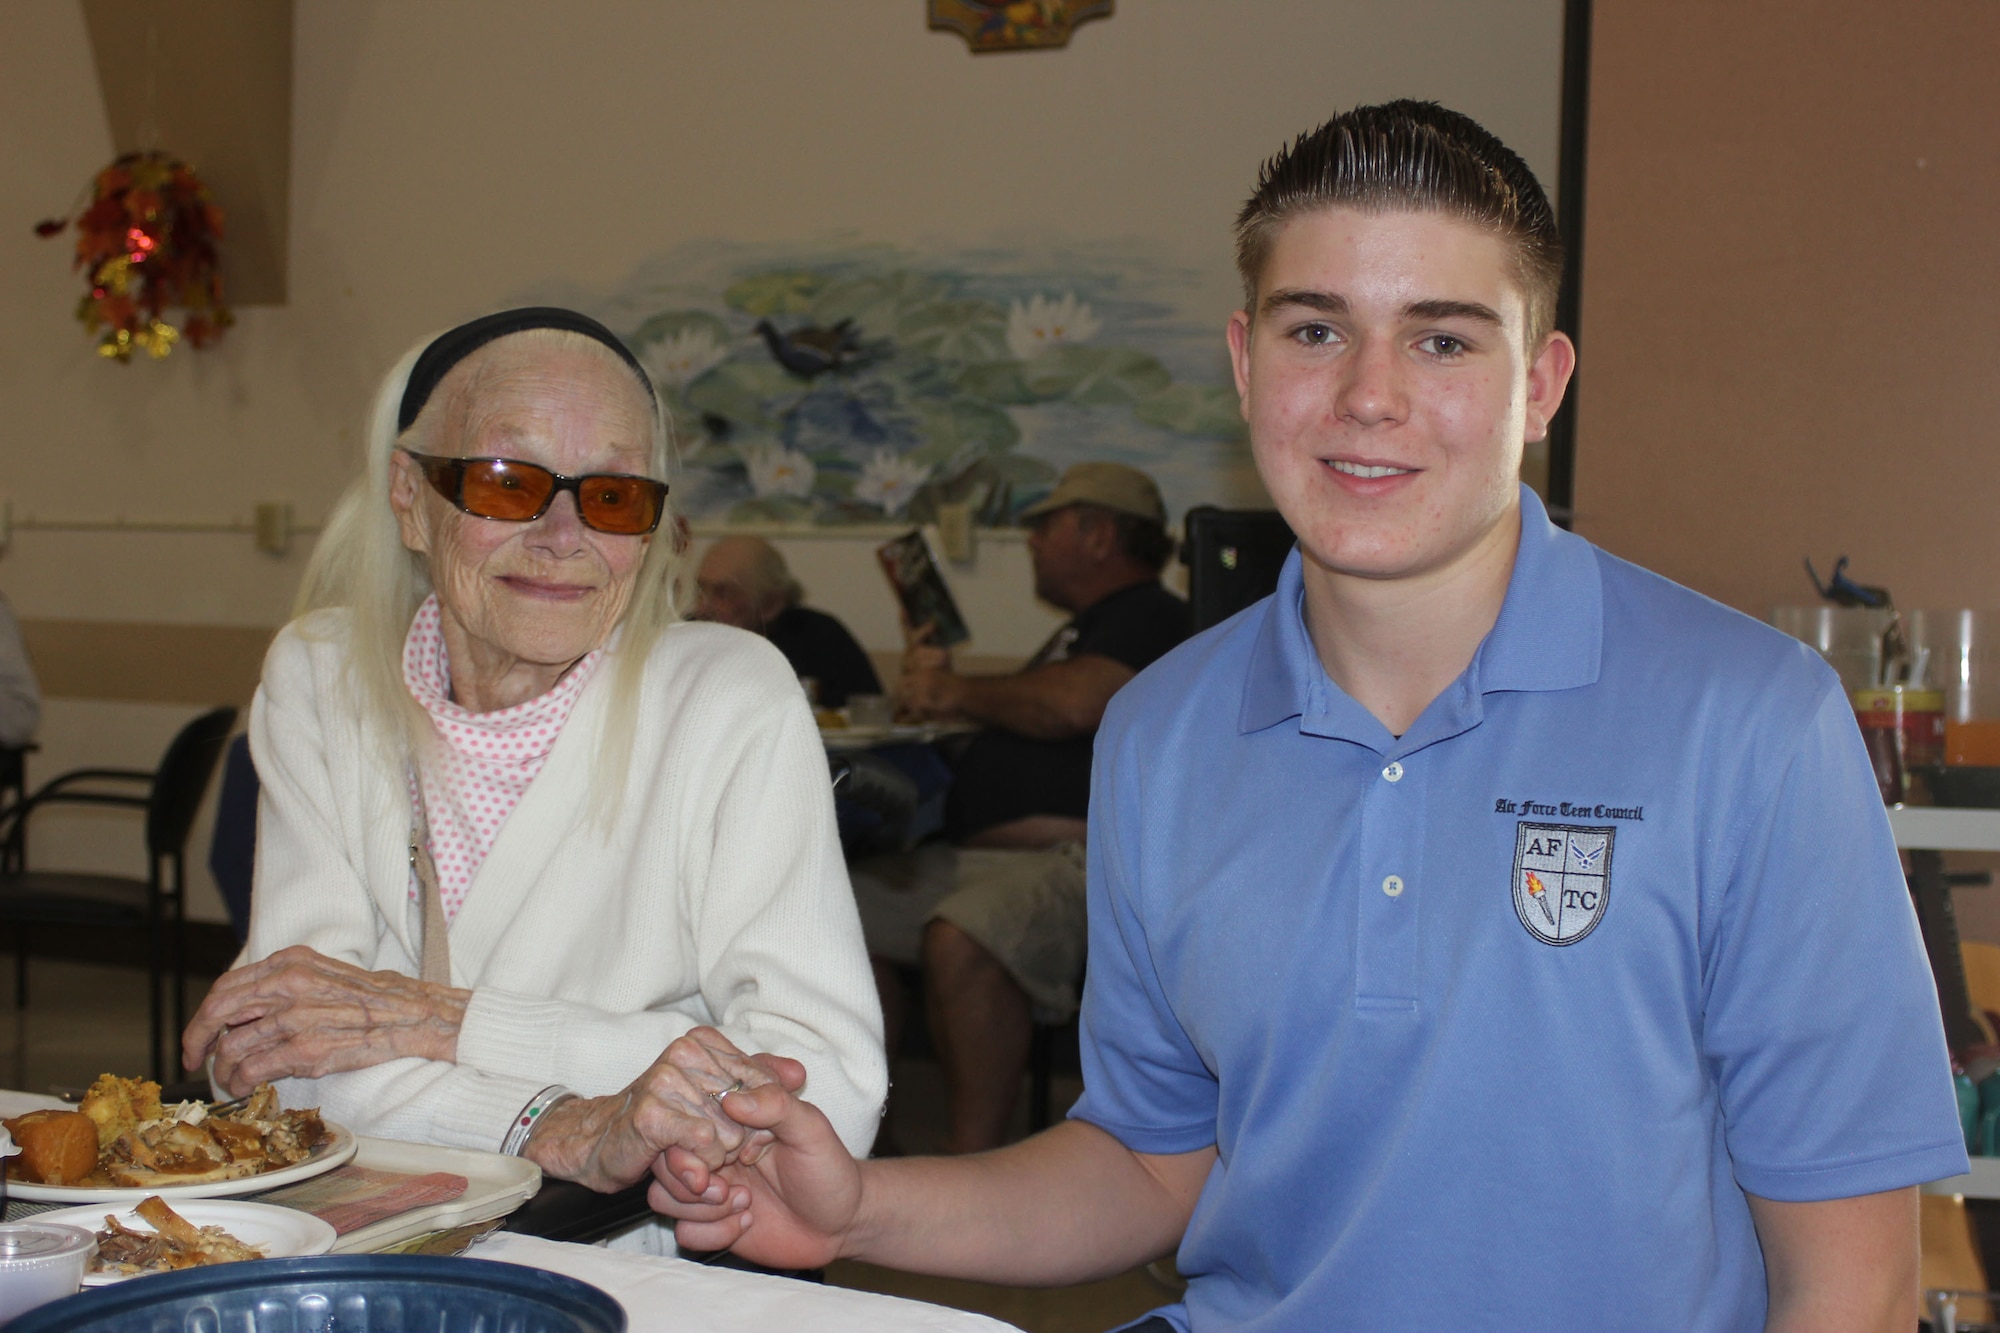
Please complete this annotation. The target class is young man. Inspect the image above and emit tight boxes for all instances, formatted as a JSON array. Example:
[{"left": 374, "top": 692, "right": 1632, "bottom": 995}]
[{"left": 652, "top": 102, "right": 1964, "bottom": 1331}]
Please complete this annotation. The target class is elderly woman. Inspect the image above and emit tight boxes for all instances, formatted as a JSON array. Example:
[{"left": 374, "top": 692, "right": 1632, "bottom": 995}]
[{"left": 182, "top": 308, "right": 884, "bottom": 1221}]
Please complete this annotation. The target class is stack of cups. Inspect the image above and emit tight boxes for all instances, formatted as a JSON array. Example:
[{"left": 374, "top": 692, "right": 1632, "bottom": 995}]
[{"left": 1937, "top": 611, "right": 2000, "bottom": 769}]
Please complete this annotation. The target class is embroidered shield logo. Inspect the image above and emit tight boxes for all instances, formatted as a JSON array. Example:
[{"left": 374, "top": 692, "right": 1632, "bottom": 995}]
[{"left": 1512, "top": 822, "right": 1614, "bottom": 946}]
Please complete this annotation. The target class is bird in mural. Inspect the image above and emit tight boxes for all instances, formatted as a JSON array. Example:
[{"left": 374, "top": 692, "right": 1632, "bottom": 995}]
[{"left": 755, "top": 318, "right": 864, "bottom": 378}]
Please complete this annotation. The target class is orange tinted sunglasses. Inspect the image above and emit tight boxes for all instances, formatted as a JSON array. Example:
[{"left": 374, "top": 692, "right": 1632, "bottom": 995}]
[{"left": 402, "top": 451, "right": 668, "bottom": 536}]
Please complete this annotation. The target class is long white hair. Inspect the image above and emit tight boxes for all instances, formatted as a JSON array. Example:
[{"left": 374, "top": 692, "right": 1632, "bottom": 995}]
[{"left": 291, "top": 326, "right": 683, "bottom": 814}]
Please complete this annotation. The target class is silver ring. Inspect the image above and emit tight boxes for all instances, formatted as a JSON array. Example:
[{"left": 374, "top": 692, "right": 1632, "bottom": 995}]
[{"left": 710, "top": 1079, "right": 745, "bottom": 1102}]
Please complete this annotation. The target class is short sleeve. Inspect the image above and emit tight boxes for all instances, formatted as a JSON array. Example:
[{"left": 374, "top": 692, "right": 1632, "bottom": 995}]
[
  {"left": 1072, "top": 587, "right": 1189, "bottom": 676},
  {"left": 807, "top": 613, "right": 882, "bottom": 708},
  {"left": 1703, "top": 683, "right": 1967, "bottom": 1200},
  {"left": 1068, "top": 715, "right": 1219, "bottom": 1153}
]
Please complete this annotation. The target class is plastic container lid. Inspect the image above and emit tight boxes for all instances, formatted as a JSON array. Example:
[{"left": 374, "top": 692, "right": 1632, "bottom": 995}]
[
  {"left": 4, "top": 1253, "right": 626, "bottom": 1332},
  {"left": 0, "top": 1222, "right": 95, "bottom": 1269},
  {"left": 0, "top": 1224, "right": 97, "bottom": 1325}
]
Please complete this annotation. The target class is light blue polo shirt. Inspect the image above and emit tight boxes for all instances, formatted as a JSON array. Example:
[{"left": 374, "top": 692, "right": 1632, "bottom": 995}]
[{"left": 1073, "top": 487, "right": 1965, "bottom": 1332}]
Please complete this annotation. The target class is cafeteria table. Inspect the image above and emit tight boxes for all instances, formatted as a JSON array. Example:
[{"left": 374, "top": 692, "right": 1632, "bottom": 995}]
[
  {"left": 472, "top": 1231, "right": 1016, "bottom": 1332},
  {"left": 0, "top": 1088, "right": 1019, "bottom": 1330}
]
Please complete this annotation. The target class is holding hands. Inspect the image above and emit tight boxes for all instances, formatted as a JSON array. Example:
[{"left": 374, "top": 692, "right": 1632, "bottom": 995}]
[
  {"left": 650, "top": 1026, "right": 867, "bottom": 1268},
  {"left": 186, "top": 963, "right": 829, "bottom": 1205},
  {"left": 524, "top": 1026, "right": 794, "bottom": 1193}
]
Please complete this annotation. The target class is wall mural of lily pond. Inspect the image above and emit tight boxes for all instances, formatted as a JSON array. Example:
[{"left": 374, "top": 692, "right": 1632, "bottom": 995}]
[{"left": 579, "top": 242, "right": 1264, "bottom": 528}]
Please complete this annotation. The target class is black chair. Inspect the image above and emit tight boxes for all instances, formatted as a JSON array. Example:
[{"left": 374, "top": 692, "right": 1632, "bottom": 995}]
[
  {"left": 207, "top": 733, "right": 259, "bottom": 942},
  {"left": 1028, "top": 1009, "right": 1081, "bottom": 1132},
  {"left": 1181, "top": 506, "right": 1297, "bottom": 632},
  {"left": 0, "top": 706, "right": 237, "bottom": 1079},
  {"left": 0, "top": 744, "right": 31, "bottom": 873},
  {"left": 829, "top": 750, "right": 922, "bottom": 857}
]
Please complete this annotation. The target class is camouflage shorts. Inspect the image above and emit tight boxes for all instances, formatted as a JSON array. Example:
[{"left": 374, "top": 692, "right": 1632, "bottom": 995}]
[{"left": 850, "top": 842, "right": 1088, "bottom": 1023}]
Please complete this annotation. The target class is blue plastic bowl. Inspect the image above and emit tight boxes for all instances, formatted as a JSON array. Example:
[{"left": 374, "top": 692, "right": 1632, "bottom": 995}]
[{"left": 3, "top": 1253, "right": 626, "bottom": 1332}]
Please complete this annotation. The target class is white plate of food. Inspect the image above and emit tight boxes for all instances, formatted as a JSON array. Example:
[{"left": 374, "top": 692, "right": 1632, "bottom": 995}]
[
  {"left": 3, "top": 1075, "right": 356, "bottom": 1204},
  {"left": 36, "top": 1197, "right": 337, "bottom": 1284}
]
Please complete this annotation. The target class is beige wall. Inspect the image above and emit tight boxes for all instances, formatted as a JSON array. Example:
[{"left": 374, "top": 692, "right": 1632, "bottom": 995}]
[
  {"left": 1573, "top": 2, "right": 2000, "bottom": 620},
  {"left": 15, "top": 4, "right": 1994, "bottom": 919},
  {"left": 0, "top": 1, "right": 1562, "bottom": 919},
  {"left": 1, "top": 0, "right": 1564, "bottom": 653}
]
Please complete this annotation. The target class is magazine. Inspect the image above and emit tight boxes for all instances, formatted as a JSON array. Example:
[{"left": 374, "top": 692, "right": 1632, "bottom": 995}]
[{"left": 876, "top": 529, "right": 970, "bottom": 647}]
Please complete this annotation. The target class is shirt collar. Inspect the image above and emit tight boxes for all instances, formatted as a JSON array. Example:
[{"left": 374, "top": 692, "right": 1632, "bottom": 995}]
[{"left": 1240, "top": 485, "right": 1603, "bottom": 738}]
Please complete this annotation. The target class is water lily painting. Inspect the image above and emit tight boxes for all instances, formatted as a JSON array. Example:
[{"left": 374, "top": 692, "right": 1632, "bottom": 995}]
[{"left": 571, "top": 240, "right": 1262, "bottom": 528}]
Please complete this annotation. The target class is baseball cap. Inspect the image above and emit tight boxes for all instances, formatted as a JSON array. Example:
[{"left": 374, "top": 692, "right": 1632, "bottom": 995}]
[{"left": 1019, "top": 462, "right": 1167, "bottom": 526}]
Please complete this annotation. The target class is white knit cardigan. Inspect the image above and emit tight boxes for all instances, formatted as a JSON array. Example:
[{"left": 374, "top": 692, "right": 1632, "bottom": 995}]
[{"left": 241, "top": 610, "right": 887, "bottom": 1157}]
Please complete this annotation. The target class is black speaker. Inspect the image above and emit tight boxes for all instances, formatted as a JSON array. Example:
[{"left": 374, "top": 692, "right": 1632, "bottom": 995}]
[{"left": 1181, "top": 507, "right": 1296, "bottom": 632}]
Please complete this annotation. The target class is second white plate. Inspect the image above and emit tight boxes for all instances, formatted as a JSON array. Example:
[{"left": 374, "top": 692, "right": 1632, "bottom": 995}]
[{"left": 34, "top": 1199, "right": 337, "bottom": 1284}]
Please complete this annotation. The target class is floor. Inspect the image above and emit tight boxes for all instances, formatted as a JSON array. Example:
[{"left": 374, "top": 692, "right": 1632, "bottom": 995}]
[
  {"left": 0, "top": 957, "right": 1173, "bottom": 1333},
  {"left": 0, "top": 955, "right": 167, "bottom": 1096}
]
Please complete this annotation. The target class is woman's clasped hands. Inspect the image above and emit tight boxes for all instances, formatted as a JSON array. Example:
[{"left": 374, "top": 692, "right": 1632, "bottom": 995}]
[
  {"left": 521, "top": 1027, "right": 799, "bottom": 1195},
  {"left": 187, "top": 960, "right": 820, "bottom": 1207},
  {"left": 646, "top": 1027, "right": 866, "bottom": 1270}
]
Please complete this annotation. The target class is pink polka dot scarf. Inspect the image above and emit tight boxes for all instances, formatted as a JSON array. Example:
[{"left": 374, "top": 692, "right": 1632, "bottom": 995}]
[{"left": 401, "top": 595, "right": 603, "bottom": 921}]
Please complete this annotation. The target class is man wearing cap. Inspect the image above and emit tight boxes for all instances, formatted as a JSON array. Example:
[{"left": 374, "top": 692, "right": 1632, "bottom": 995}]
[{"left": 857, "top": 461, "right": 1188, "bottom": 1154}]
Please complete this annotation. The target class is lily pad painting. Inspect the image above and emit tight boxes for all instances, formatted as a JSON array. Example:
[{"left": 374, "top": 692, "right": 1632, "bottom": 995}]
[{"left": 578, "top": 242, "right": 1262, "bottom": 527}]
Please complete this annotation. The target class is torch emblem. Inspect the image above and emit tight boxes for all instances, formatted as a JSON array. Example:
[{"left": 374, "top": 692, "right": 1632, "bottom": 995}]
[{"left": 1511, "top": 822, "right": 1615, "bottom": 946}]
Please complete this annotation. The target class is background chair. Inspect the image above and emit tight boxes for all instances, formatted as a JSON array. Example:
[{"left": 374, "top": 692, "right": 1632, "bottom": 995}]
[
  {"left": 207, "top": 733, "right": 258, "bottom": 943},
  {"left": 0, "top": 743, "right": 34, "bottom": 873},
  {"left": 0, "top": 706, "right": 237, "bottom": 1079},
  {"left": 1181, "top": 506, "right": 1296, "bottom": 633}
]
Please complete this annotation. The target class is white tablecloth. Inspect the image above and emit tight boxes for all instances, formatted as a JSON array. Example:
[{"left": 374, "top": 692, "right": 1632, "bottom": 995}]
[{"left": 470, "top": 1231, "right": 1020, "bottom": 1332}]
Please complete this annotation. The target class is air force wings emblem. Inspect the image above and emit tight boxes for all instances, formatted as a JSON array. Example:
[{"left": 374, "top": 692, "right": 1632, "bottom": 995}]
[{"left": 1512, "top": 822, "right": 1614, "bottom": 946}]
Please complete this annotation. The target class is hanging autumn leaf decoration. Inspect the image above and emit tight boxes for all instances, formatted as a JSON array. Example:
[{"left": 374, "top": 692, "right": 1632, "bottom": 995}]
[{"left": 34, "top": 151, "right": 232, "bottom": 361}]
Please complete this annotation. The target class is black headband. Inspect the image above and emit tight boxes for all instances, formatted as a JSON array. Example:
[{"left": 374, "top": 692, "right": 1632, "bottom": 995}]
[{"left": 397, "top": 306, "right": 654, "bottom": 433}]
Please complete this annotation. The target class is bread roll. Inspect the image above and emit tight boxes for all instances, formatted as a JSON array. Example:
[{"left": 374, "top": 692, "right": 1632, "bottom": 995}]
[{"left": 4, "top": 1108, "right": 99, "bottom": 1185}]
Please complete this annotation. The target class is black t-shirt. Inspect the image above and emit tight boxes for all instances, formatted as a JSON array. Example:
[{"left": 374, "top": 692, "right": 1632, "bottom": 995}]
[
  {"left": 946, "top": 581, "right": 1189, "bottom": 841},
  {"left": 764, "top": 606, "right": 882, "bottom": 708}
]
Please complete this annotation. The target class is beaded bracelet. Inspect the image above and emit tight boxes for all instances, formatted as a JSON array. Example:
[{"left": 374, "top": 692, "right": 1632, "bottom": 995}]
[{"left": 502, "top": 1084, "right": 577, "bottom": 1157}]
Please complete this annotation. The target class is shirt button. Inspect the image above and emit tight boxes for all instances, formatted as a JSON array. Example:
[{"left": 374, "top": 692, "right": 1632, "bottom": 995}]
[
  {"left": 1382, "top": 875, "right": 1405, "bottom": 897},
  {"left": 1382, "top": 762, "right": 1404, "bottom": 783}
]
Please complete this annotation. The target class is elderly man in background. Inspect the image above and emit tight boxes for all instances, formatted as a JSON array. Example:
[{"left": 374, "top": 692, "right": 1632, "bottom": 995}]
[
  {"left": 694, "top": 535, "right": 882, "bottom": 708},
  {"left": 0, "top": 592, "right": 40, "bottom": 748},
  {"left": 857, "top": 462, "right": 1188, "bottom": 1154}
]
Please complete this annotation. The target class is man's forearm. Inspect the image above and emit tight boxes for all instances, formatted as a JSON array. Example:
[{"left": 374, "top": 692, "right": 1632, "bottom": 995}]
[
  {"left": 942, "top": 672, "right": 1091, "bottom": 739},
  {"left": 847, "top": 1120, "right": 1210, "bottom": 1284},
  {"left": 1749, "top": 1188, "right": 1918, "bottom": 1333},
  {"left": 917, "top": 654, "right": 1135, "bottom": 740}
]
